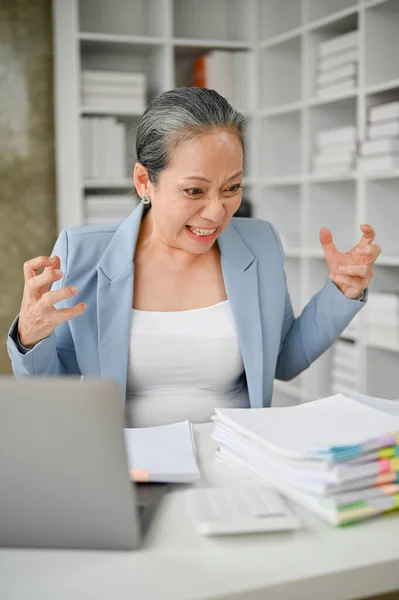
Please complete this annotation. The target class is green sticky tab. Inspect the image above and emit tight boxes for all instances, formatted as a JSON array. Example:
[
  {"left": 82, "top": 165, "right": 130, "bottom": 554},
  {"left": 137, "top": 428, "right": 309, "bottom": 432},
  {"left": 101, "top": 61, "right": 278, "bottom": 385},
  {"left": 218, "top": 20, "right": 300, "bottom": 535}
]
[{"left": 379, "top": 447, "right": 394, "bottom": 459}]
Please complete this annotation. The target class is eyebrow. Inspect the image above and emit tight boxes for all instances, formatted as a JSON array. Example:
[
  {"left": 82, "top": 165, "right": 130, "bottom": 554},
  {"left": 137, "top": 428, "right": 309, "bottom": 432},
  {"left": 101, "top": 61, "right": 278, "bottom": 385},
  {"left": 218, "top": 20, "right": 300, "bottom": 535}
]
[{"left": 181, "top": 170, "right": 243, "bottom": 183}]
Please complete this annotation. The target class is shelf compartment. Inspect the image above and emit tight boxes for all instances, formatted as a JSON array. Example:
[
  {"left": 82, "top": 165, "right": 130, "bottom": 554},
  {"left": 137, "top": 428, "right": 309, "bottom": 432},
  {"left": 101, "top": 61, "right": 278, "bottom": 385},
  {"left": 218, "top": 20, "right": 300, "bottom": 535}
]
[
  {"left": 366, "top": 346, "right": 399, "bottom": 399},
  {"left": 305, "top": 1, "right": 358, "bottom": 26},
  {"left": 308, "top": 96, "right": 357, "bottom": 174},
  {"left": 366, "top": 179, "right": 399, "bottom": 256},
  {"left": 261, "top": 185, "right": 302, "bottom": 252},
  {"left": 80, "top": 41, "right": 169, "bottom": 103},
  {"left": 260, "top": 37, "right": 302, "bottom": 109},
  {"left": 78, "top": 0, "right": 166, "bottom": 37},
  {"left": 307, "top": 12, "right": 358, "bottom": 99},
  {"left": 173, "top": 0, "right": 251, "bottom": 43},
  {"left": 258, "top": 0, "right": 302, "bottom": 42},
  {"left": 365, "top": 0, "right": 399, "bottom": 87},
  {"left": 174, "top": 46, "right": 251, "bottom": 112},
  {"left": 307, "top": 180, "right": 356, "bottom": 252},
  {"left": 261, "top": 111, "right": 301, "bottom": 178}
]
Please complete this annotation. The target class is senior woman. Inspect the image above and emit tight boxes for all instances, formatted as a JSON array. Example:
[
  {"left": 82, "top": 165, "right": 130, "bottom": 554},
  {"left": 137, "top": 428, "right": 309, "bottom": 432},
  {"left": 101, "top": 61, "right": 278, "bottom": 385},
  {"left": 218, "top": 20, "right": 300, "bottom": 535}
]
[{"left": 8, "top": 87, "right": 380, "bottom": 427}]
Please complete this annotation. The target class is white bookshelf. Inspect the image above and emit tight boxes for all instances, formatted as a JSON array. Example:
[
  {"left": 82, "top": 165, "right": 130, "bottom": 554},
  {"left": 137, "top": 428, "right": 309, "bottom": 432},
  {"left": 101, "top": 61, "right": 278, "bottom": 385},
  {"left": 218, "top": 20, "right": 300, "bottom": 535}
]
[{"left": 52, "top": 0, "right": 399, "bottom": 404}]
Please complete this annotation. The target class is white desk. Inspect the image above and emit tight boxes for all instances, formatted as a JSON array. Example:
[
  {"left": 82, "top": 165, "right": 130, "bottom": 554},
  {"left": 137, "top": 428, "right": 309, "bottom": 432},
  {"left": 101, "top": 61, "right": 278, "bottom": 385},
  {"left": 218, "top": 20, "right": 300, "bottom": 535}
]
[{"left": 1, "top": 423, "right": 399, "bottom": 600}]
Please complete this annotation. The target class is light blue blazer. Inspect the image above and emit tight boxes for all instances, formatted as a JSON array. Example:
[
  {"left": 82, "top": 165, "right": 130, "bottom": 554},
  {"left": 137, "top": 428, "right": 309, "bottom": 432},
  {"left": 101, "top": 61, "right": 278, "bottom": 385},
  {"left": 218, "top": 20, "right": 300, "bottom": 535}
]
[{"left": 7, "top": 203, "right": 365, "bottom": 408}]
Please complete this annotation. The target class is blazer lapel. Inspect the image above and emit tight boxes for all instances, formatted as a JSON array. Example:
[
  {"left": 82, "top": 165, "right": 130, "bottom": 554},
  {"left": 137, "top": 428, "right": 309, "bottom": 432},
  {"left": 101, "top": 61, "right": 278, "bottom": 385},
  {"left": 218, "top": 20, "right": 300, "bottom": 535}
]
[
  {"left": 96, "top": 203, "right": 144, "bottom": 401},
  {"left": 218, "top": 224, "right": 264, "bottom": 409}
]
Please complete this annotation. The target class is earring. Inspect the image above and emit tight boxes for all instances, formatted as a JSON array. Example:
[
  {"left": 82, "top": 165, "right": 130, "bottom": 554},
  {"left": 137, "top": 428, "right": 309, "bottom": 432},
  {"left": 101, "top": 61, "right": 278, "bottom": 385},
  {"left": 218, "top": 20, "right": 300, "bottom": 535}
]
[{"left": 141, "top": 193, "right": 151, "bottom": 205}]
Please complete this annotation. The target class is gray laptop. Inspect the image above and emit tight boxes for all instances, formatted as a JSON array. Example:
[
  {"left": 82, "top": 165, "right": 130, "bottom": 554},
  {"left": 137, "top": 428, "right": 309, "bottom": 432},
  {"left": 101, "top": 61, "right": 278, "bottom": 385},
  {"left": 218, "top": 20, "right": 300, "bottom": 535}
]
[{"left": 0, "top": 377, "right": 168, "bottom": 550}]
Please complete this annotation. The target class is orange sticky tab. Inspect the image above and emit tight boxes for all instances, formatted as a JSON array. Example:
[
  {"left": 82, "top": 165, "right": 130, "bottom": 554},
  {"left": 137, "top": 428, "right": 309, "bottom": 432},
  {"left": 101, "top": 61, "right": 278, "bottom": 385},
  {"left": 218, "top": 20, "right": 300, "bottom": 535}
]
[{"left": 129, "top": 469, "right": 149, "bottom": 483}]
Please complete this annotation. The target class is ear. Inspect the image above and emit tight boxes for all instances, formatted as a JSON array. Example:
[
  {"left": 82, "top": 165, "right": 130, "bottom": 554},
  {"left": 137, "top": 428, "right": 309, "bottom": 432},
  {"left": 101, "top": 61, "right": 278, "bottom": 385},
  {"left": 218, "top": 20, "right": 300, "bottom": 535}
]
[{"left": 133, "top": 162, "right": 151, "bottom": 198}]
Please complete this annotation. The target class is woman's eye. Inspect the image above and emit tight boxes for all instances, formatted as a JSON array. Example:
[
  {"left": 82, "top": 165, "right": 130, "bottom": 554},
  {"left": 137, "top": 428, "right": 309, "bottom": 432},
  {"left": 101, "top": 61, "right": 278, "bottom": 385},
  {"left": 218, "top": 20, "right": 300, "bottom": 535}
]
[
  {"left": 185, "top": 188, "right": 203, "bottom": 196},
  {"left": 226, "top": 184, "right": 242, "bottom": 194}
]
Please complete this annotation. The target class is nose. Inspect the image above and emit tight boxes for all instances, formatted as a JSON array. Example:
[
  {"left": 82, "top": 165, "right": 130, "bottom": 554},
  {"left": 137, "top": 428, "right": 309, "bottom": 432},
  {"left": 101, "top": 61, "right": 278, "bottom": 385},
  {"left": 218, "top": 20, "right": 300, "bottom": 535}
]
[{"left": 200, "top": 197, "right": 226, "bottom": 223}]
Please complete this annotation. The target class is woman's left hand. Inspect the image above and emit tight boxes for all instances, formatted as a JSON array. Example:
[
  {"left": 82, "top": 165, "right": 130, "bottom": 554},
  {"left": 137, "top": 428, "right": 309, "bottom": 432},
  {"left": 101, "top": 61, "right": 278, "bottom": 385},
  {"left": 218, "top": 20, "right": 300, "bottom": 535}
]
[{"left": 319, "top": 224, "right": 381, "bottom": 300}]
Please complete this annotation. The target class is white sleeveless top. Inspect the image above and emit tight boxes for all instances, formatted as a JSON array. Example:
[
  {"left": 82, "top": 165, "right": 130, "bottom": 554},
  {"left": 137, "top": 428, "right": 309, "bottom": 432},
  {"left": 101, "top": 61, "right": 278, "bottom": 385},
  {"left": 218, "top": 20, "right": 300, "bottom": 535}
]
[{"left": 125, "top": 300, "right": 249, "bottom": 428}]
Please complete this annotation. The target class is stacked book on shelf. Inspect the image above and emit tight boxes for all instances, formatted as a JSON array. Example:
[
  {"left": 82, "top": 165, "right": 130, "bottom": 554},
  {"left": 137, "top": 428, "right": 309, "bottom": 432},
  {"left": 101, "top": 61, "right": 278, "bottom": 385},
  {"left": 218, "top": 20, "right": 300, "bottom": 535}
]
[
  {"left": 315, "top": 30, "right": 358, "bottom": 99},
  {"left": 81, "top": 70, "right": 146, "bottom": 113},
  {"left": 212, "top": 394, "right": 399, "bottom": 526},
  {"left": 331, "top": 339, "right": 357, "bottom": 397},
  {"left": 366, "top": 291, "right": 399, "bottom": 347},
  {"left": 359, "top": 101, "right": 399, "bottom": 173},
  {"left": 192, "top": 51, "right": 248, "bottom": 110},
  {"left": 84, "top": 194, "right": 137, "bottom": 226},
  {"left": 313, "top": 125, "right": 357, "bottom": 176},
  {"left": 80, "top": 117, "right": 128, "bottom": 181}
]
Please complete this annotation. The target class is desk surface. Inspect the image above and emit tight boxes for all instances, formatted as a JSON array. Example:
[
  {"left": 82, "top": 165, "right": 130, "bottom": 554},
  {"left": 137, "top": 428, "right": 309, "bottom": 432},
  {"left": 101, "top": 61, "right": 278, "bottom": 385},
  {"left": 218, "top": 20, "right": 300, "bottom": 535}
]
[{"left": 1, "top": 423, "right": 399, "bottom": 600}]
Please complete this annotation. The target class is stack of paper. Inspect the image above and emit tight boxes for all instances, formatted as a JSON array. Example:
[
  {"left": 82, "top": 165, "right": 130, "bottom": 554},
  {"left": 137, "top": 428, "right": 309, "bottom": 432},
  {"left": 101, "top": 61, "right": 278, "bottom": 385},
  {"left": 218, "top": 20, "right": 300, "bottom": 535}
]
[
  {"left": 212, "top": 394, "right": 399, "bottom": 526},
  {"left": 81, "top": 70, "right": 146, "bottom": 113},
  {"left": 315, "top": 30, "right": 358, "bottom": 99},
  {"left": 313, "top": 125, "right": 357, "bottom": 176},
  {"left": 359, "top": 101, "right": 399, "bottom": 173},
  {"left": 124, "top": 421, "right": 200, "bottom": 483}
]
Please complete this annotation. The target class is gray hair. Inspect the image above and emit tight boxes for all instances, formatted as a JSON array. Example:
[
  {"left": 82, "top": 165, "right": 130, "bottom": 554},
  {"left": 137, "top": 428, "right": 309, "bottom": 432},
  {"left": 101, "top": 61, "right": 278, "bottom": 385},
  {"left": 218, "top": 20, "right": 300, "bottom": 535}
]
[{"left": 135, "top": 87, "right": 246, "bottom": 185}]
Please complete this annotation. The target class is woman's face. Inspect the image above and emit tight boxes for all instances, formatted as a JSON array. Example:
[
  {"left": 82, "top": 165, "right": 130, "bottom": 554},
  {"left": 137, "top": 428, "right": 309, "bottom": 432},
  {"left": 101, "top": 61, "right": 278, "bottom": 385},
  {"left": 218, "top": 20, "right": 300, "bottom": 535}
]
[{"left": 138, "top": 129, "right": 243, "bottom": 255}]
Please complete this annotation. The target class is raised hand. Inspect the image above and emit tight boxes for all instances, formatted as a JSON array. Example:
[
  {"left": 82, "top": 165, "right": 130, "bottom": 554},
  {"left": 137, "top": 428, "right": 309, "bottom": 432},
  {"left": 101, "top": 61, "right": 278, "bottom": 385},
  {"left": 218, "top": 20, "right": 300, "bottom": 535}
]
[
  {"left": 18, "top": 255, "right": 86, "bottom": 348},
  {"left": 319, "top": 224, "right": 381, "bottom": 299}
]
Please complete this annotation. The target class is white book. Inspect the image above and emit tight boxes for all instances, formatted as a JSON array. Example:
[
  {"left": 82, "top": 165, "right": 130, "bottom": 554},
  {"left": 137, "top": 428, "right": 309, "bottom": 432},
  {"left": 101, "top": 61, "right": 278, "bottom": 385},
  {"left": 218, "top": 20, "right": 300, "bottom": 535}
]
[
  {"left": 319, "top": 48, "right": 358, "bottom": 72},
  {"left": 124, "top": 421, "right": 200, "bottom": 483},
  {"left": 82, "top": 70, "right": 146, "bottom": 87},
  {"left": 312, "top": 163, "right": 354, "bottom": 176},
  {"left": 318, "top": 142, "right": 356, "bottom": 156},
  {"left": 91, "top": 118, "right": 102, "bottom": 179},
  {"left": 319, "top": 30, "right": 358, "bottom": 58},
  {"left": 314, "top": 151, "right": 355, "bottom": 166},
  {"left": 317, "top": 62, "right": 357, "bottom": 86},
  {"left": 360, "top": 138, "right": 399, "bottom": 156},
  {"left": 368, "top": 119, "right": 399, "bottom": 139},
  {"left": 80, "top": 117, "right": 92, "bottom": 180},
  {"left": 316, "top": 77, "right": 356, "bottom": 98},
  {"left": 81, "top": 97, "right": 146, "bottom": 113},
  {"left": 317, "top": 125, "right": 356, "bottom": 148},
  {"left": 359, "top": 154, "right": 399, "bottom": 172},
  {"left": 369, "top": 101, "right": 399, "bottom": 124},
  {"left": 81, "top": 84, "right": 146, "bottom": 98}
]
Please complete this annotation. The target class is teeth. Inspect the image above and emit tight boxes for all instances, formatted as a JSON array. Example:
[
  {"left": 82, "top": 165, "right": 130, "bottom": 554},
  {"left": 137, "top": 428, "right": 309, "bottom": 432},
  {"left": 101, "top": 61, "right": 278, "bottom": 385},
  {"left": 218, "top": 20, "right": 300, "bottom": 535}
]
[{"left": 188, "top": 226, "right": 217, "bottom": 236}]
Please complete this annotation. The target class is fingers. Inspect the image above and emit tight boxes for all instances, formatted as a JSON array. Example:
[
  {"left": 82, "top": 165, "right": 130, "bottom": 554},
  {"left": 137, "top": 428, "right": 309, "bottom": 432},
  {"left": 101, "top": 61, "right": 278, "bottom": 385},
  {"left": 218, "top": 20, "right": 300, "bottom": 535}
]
[
  {"left": 330, "top": 273, "right": 366, "bottom": 288},
  {"left": 55, "top": 303, "right": 86, "bottom": 323},
  {"left": 336, "top": 264, "right": 374, "bottom": 279},
  {"left": 356, "top": 243, "right": 381, "bottom": 262},
  {"left": 28, "top": 268, "right": 63, "bottom": 294},
  {"left": 23, "top": 256, "right": 56, "bottom": 282},
  {"left": 41, "top": 286, "right": 78, "bottom": 307},
  {"left": 356, "top": 224, "right": 376, "bottom": 248},
  {"left": 319, "top": 227, "right": 336, "bottom": 254}
]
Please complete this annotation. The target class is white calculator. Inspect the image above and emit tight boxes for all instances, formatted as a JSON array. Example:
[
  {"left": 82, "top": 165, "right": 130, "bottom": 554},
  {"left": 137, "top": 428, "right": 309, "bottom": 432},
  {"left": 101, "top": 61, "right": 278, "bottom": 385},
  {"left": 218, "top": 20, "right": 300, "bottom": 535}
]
[{"left": 184, "top": 485, "right": 302, "bottom": 536}]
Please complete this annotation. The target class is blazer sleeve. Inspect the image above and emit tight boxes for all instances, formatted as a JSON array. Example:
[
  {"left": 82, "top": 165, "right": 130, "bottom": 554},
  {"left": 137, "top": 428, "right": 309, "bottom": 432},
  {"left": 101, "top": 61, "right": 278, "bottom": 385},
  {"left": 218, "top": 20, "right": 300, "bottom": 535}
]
[
  {"left": 7, "top": 230, "right": 81, "bottom": 378},
  {"left": 269, "top": 224, "right": 366, "bottom": 382}
]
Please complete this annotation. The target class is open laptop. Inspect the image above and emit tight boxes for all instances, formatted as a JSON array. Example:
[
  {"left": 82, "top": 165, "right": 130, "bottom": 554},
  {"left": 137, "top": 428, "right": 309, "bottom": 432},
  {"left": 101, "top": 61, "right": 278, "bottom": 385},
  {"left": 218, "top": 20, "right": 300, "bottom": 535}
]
[{"left": 0, "top": 377, "right": 168, "bottom": 550}]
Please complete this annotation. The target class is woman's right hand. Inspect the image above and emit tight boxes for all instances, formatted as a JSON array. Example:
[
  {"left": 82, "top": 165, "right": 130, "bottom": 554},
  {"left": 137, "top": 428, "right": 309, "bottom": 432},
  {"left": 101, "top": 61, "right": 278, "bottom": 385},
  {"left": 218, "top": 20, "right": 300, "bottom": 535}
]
[{"left": 17, "top": 255, "right": 86, "bottom": 349}]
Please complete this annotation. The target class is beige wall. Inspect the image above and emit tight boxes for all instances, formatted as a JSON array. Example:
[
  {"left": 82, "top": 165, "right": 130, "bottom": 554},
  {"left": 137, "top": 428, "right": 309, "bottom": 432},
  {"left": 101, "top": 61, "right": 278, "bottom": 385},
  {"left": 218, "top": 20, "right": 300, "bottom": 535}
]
[{"left": 0, "top": 0, "right": 57, "bottom": 373}]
